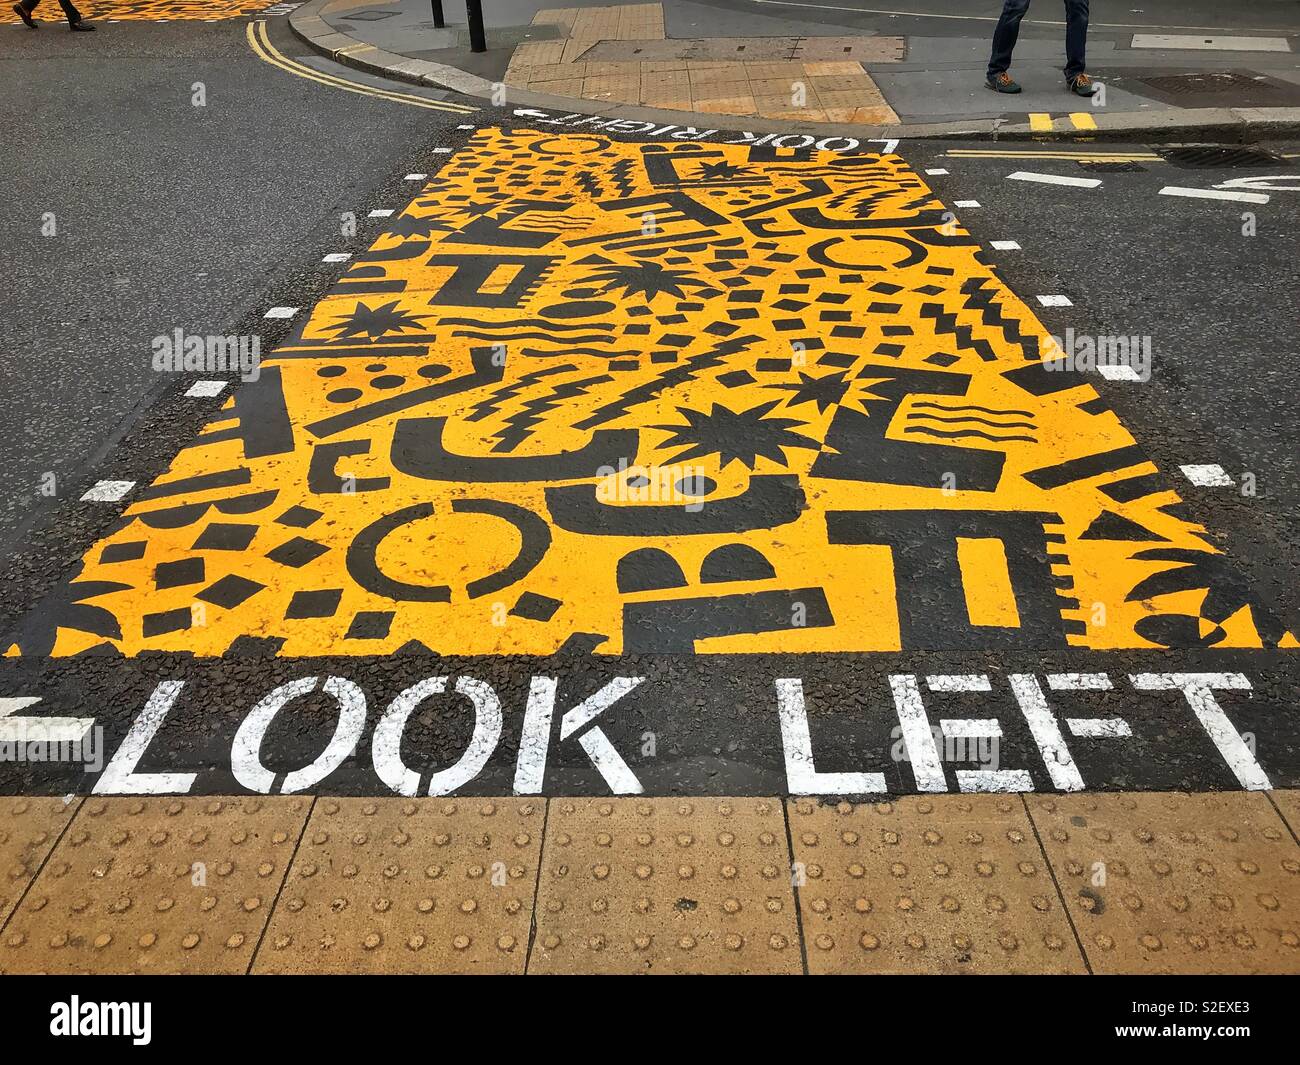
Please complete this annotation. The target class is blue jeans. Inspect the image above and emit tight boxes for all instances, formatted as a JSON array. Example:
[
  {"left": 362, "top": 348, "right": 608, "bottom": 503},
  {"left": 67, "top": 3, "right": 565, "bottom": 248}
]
[{"left": 987, "top": 0, "right": 1090, "bottom": 81}]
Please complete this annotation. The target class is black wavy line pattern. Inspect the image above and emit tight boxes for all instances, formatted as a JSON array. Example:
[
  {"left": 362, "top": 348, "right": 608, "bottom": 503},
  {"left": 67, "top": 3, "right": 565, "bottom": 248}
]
[
  {"left": 451, "top": 330, "right": 613, "bottom": 344},
  {"left": 438, "top": 317, "right": 616, "bottom": 331},
  {"left": 905, "top": 426, "right": 1037, "bottom": 444},
  {"left": 910, "top": 400, "right": 1035, "bottom": 418},
  {"left": 907, "top": 411, "right": 1036, "bottom": 430}
]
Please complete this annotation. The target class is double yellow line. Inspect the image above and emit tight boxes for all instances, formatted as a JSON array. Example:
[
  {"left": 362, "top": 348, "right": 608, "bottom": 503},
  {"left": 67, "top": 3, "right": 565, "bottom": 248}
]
[
  {"left": 246, "top": 20, "right": 477, "bottom": 114},
  {"left": 946, "top": 148, "right": 1162, "bottom": 163}
]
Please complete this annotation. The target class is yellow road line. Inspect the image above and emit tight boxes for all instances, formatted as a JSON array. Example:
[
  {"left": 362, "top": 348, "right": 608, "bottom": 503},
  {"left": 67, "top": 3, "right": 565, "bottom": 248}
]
[
  {"left": 946, "top": 150, "right": 1161, "bottom": 162},
  {"left": 1028, "top": 112, "right": 1054, "bottom": 132},
  {"left": 246, "top": 21, "right": 476, "bottom": 114},
  {"left": 1069, "top": 112, "right": 1098, "bottom": 130}
]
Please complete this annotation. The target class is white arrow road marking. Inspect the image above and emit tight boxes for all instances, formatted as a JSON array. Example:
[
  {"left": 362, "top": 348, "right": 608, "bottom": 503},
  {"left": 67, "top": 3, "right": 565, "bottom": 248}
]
[{"left": 0, "top": 697, "right": 95, "bottom": 743}]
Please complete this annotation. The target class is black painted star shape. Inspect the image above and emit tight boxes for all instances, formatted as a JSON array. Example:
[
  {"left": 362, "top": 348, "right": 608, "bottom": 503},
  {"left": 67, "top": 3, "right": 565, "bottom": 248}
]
[
  {"left": 327, "top": 300, "right": 428, "bottom": 341},
  {"left": 693, "top": 160, "right": 751, "bottom": 181},
  {"left": 580, "top": 260, "right": 706, "bottom": 302},
  {"left": 653, "top": 401, "right": 819, "bottom": 470},
  {"left": 385, "top": 214, "right": 451, "bottom": 238},
  {"left": 766, "top": 371, "right": 851, "bottom": 414}
]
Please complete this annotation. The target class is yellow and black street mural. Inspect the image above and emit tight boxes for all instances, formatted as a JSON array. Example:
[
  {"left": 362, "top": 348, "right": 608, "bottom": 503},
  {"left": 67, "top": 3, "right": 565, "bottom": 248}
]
[
  {"left": 8, "top": 130, "right": 1296, "bottom": 658},
  {"left": 0, "top": 0, "right": 273, "bottom": 21}
]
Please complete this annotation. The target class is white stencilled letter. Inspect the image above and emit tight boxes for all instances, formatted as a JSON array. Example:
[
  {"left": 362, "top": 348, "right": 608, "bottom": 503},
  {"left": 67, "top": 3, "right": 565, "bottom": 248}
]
[
  {"left": 95, "top": 681, "right": 195, "bottom": 795},
  {"left": 514, "top": 676, "right": 645, "bottom": 794},
  {"left": 1129, "top": 672, "right": 1268, "bottom": 789},
  {"left": 232, "top": 676, "right": 366, "bottom": 794},
  {"left": 776, "top": 678, "right": 885, "bottom": 794}
]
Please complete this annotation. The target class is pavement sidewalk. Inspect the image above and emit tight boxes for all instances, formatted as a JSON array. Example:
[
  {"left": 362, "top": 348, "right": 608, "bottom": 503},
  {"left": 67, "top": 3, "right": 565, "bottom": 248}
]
[
  {"left": 289, "top": 0, "right": 1300, "bottom": 140},
  {"left": 4, "top": 791, "right": 1298, "bottom": 974}
]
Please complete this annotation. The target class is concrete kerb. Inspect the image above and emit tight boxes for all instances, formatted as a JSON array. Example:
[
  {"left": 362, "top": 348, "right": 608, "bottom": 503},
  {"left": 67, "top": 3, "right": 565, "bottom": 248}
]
[{"left": 287, "top": 0, "right": 1300, "bottom": 142}]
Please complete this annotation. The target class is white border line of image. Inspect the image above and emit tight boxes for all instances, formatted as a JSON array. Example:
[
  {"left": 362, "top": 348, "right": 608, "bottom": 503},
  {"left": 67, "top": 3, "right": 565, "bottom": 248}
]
[{"left": 1160, "top": 186, "right": 1270, "bottom": 204}]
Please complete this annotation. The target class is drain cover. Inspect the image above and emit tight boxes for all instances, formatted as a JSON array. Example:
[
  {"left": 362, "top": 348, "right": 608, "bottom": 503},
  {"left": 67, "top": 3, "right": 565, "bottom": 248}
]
[
  {"left": 1159, "top": 145, "right": 1287, "bottom": 169},
  {"left": 343, "top": 9, "right": 399, "bottom": 20},
  {"left": 1133, "top": 71, "right": 1300, "bottom": 106}
]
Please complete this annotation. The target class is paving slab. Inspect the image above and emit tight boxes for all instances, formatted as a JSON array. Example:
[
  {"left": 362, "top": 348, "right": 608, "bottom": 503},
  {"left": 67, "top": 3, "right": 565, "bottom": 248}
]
[{"left": 1028, "top": 791, "right": 1300, "bottom": 974}]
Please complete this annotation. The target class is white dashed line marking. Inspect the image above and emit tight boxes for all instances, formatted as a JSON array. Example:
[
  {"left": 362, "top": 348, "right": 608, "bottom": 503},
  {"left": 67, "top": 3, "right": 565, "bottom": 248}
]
[
  {"left": 185, "top": 380, "right": 228, "bottom": 399},
  {"left": 1007, "top": 171, "right": 1102, "bottom": 188},
  {"left": 432, "top": 147, "right": 452, "bottom": 153},
  {"left": 457, "top": 124, "right": 476, "bottom": 130},
  {"left": 1035, "top": 294, "right": 1073, "bottom": 307},
  {"left": 81, "top": 481, "right": 135, "bottom": 503},
  {"left": 1067, "top": 718, "right": 1133, "bottom": 738},
  {"left": 990, "top": 240, "right": 1021, "bottom": 250},
  {"left": 405, "top": 173, "right": 428, "bottom": 181},
  {"left": 1159, "top": 185, "right": 1270, "bottom": 205},
  {"left": 322, "top": 253, "right": 352, "bottom": 263},
  {"left": 368, "top": 209, "right": 394, "bottom": 218},
  {"left": 1179, "top": 464, "right": 1234, "bottom": 487},
  {"left": 1096, "top": 364, "right": 1143, "bottom": 381},
  {"left": 953, "top": 199, "right": 981, "bottom": 208},
  {"left": 925, "top": 168, "right": 949, "bottom": 175},
  {"left": 264, "top": 306, "right": 299, "bottom": 319}
]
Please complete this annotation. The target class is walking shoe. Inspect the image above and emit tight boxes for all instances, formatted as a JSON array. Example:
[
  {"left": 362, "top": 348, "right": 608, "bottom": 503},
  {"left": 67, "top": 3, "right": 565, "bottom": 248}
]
[
  {"left": 70, "top": 18, "right": 95, "bottom": 29},
  {"left": 1067, "top": 73, "right": 1098, "bottom": 97},
  {"left": 986, "top": 72, "right": 1021, "bottom": 94},
  {"left": 12, "top": 3, "right": 36, "bottom": 27}
]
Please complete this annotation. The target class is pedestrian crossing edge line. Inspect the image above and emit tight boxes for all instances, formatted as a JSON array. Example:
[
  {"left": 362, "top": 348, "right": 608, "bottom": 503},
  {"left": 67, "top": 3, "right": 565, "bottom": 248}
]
[{"left": 246, "top": 20, "right": 477, "bottom": 114}]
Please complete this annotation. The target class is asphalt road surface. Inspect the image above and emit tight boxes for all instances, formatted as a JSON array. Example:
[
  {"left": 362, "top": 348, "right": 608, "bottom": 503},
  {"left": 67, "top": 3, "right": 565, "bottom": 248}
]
[{"left": 0, "top": 12, "right": 1297, "bottom": 806}]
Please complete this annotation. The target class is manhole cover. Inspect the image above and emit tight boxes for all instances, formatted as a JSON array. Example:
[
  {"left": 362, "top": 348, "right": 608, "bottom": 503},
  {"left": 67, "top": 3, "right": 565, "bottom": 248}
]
[
  {"left": 1159, "top": 144, "right": 1287, "bottom": 169},
  {"left": 1132, "top": 71, "right": 1300, "bottom": 106},
  {"left": 1077, "top": 160, "right": 1146, "bottom": 172},
  {"left": 342, "top": 9, "right": 399, "bottom": 20}
]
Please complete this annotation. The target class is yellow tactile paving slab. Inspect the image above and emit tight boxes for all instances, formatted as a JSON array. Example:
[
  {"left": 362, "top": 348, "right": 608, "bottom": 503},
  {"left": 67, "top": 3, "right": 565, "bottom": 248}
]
[
  {"left": 12, "top": 129, "right": 1294, "bottom": 658},
  {"left": 0, "top": 797, "right": 80, "bottom": 928},
  {"left": 789, "top": 796, "right": 1085, "bottom": 973},
  {"left": 1028, "top": 791, "right": 1300, "bottom": 974},
  {"left": 530, "top": 797, "right": 800, "bottom": 973},
  {"left": 0, "top": 796, "right": 309, "bottom": 974},
  {"left": 254, "top": 798, "right": 542, "bottom": 974},
  {"left": 1268, "top": 789, "right": 1300, "bottom": 840},
  {"left": 1, "top": 0, "right": 268, "bottom": 21}
]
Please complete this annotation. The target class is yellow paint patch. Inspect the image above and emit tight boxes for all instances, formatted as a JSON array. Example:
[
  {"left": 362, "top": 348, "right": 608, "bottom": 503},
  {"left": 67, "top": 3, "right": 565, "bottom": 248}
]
[
  {"left": 956, "top": 536, "right": 1021, "bottom": 628},
  {"left": 11, "top": 129, "right": 1290, "bottom": 657},
  {"left": 1029, "top": 113, "right": 1054, "bottom": 132},
  {"left": 3, "top": 0, "right": 265, "bottom": 20}
]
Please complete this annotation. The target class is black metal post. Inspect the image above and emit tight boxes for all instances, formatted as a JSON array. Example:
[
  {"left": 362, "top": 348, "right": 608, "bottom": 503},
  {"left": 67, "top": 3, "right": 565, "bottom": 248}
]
[
  {"left": 430, "top": 0, "right": 444, "bottom": 28},
  {"left": 466, "top": 0, "right": 486, "bottom": 53}
]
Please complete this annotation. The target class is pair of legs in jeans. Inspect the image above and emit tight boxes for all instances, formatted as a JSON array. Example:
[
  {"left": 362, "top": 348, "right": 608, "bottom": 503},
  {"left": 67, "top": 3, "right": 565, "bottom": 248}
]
[
  {"left": 988, "top": 0, "right": 1090, "bottom": 83},
  {"left": 13, "top": 0, "right": 91, "bottom": 27}
]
